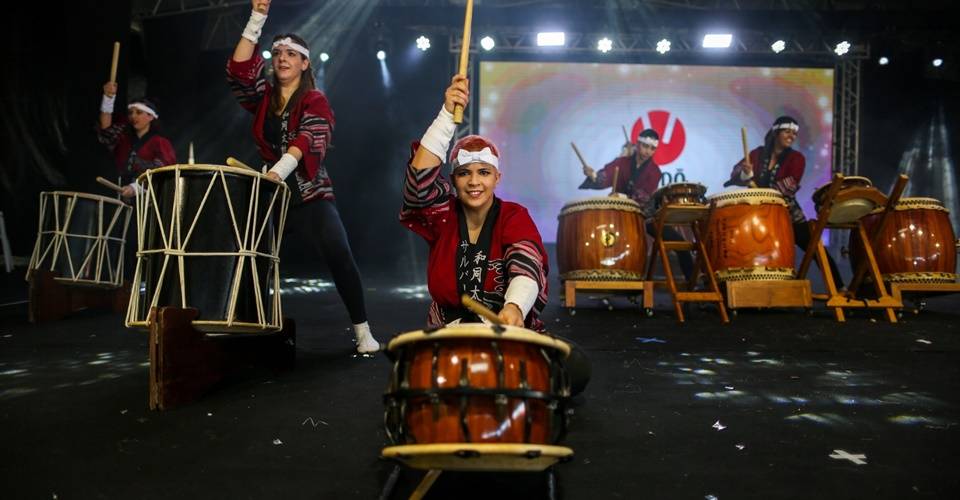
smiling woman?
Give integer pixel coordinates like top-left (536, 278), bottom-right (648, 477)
top-left (401, 75), bottom-right (549, 330)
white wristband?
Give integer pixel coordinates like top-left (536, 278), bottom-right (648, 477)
top-left (100, 94), bottom-right (116, 114)
top-left (242, 10), bottom-right (268, 44)
top-left (419, 105), bottom-right (457, 162)
top-left (269, 153), bottom-right (299, 181)
top-left (503, 275), bottom-right (539, 319)
top-left (739, 167), bottom-right (754, 181)
top-left (127, 182), bottom-right (142, 196)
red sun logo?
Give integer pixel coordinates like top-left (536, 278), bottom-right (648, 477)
top-left (631, 110), bottom-right (686, 166)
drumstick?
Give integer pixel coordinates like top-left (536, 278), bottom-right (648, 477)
top-left (740, 127), bottom-right (757, 188)
top-left (109, 42), bottom-right (120, 83)
top-left (570, 142), bottom-right (588, 168)
top-left (96, 176), bottom-right (124, 193)
top-left (226, 156), bottom-right (256, 171)
top-left (188, 141), bottom-right (195, 165)
top-left (622, 125), bottom-right (630, 143)
top-left (452, 0), bottom-right (474, 124)
top-left (611, 166), bottom-right (620, 196)
top-left (461, 294), bottom-right (503, 325)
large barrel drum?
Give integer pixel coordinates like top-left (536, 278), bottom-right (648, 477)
top-left (851, 197), bottom-right (957, 283)
top-left (556, 196), bottom-right (646, 281)
top-left (705, 189), bottom-right (796, 282)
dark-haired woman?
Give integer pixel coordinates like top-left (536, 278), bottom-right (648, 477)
top-left (227, 0), bottom-right (379, 353)
top-left (401, 75), bottom-right (549, 330)
top-left (725, 115), bottom-right (843, 285)
top-left (579, 129), bottom-right (695, 282)
top-left (97, 81), bottom-right (177, 199)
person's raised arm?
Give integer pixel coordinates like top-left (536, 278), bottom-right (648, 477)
top-left (232, 0), bottom-right (270, 63)
top-left (98, 81), bottom-right (117, 130)
top-left (411, 74), bottom-right (468, 170)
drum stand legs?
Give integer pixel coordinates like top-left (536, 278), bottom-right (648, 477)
top-left (147, 307), bottom-right (295, 410)
top-left (27, 270), bottom-right (129, 323)
top-left (646, 206), bottom-right (728, 323)
top-left (799, 174), bottom-right (907, 323)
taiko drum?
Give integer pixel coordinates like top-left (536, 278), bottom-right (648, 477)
top-left (556, 196), bottom-right (646, 281)
top-left (705, 189), bottom-right (796, 281)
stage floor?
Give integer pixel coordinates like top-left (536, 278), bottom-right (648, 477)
top-left (1, 270), bottom-right (958, 499)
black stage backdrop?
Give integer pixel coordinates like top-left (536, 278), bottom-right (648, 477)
top-left (1, 2), bottom-right (957, 281)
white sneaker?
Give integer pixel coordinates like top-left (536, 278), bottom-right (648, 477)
top-left (353, 321), bottom-right (380, 354)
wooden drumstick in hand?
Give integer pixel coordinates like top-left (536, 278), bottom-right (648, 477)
top-left (741, 127), bottom-right (757, 188)
top-left (96, 176), bottom-right (124, 193)
top-left (109, 42), bottom-right (120, 83)
top-left (571, 142), bottom-right (596, 182)
top-left (226, 156), bottom-right (256, 171)
top-left (453, 0), bottom-right (474, 124)
top-left (461, 294), bottom-right (503, 325)
top-left (622, 125), bottom-right (630, 143)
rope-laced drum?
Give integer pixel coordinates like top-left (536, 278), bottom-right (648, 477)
top-left (851, 197), bottom-right (957, 283)
top-left (382, 324), bottom-right (573, 471)
top-left (26, 191), bottom-right (131, 288)
top-left (556, 196), bottom-right (646, 281)
top-left (705, 188), bottom-right (796, 282)
top-left (125, 164), bottom-right (290, 333)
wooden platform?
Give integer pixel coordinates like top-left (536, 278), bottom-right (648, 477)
top-left (27, 269), bottom-right (129, 323)
top-left (562, 279), bottom-right (654, 313)
top-left (724, 279), bottom-right (812, 309)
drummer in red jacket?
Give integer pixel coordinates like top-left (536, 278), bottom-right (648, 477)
top-left (725, 115), bottom-right (843, 286)
top-left (579, 129), bottom-right (694, 282)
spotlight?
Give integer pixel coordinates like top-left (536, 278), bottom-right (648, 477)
top-left (878, 56), bottom-right (889, 65)
top-left (480, 36), bottom-right (495, 51)
top-left (933, 58), bottom-right (944, 67)
top-left (597, 37), bottom-right (613, 53)
top-left (656, 38), bottom-right (671, 55)
top-left (262, 50), bottom-right (272, 60)
top-left (319, 52), bottom-right (330, 63)
top-left (702, 33), bottom-right (732, 48)
top-left (416, 36), bottom-right (430, 51)
top-left (771, 40), bottom-right (786, 53)
top-left (376, 50), bottom-right (386, 61)
top-left (536, 32), bottom-right (565, 47)
top-left (834, 41), bottom-right (851, 56)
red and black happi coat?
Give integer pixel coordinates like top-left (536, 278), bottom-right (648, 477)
top-left (226, 51), bottom-right (335, 203)
top-left (727, 147), bottom-right (807, 222)
top-left (400, 144), bottom-right (549, 331)
top-left (97, 118), bottom-right (177, 184)
top-left (579, 155), bottom-right (662, 216)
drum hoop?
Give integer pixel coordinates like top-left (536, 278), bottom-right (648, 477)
top-left (709, 189), bottom-right (787, 208)
top-left (882, 272), bottom-right (957, 283)
top-left (380, 443), bottom-right (574, 472)
top-left (559, 197), bottom-right (643, 216)
top-left (387, 324), bottom-right (572, 357)
top-left (43, 191), bottom-right (130, 207)
top-left (891, 197), bottom-right (948, 212)
top-left (715, 266), bottom-right (795, 282)
top-left (560, 269), bottom-right (646, 281)
top-left (136, 163), bottom-right (288, 188)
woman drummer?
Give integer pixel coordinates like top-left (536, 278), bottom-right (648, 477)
top-left (97, 84), bottom-right (177, 199)
top-left (580, 130), bottom-right (695, 282)
top-left (401, 74), bottom-right (549, 330)
top-left (227, 0), bottom-right (379, 353)
top-left (725, 115), bottom-right (843, 285)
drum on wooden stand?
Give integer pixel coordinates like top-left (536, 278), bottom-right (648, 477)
top-left (381, 324), bottom-right (573, 471)
top-left (125, 164), bottom-right (291, 333)
top-left (27, 191), bottom-right (131, 288)
top-left (556, 196), bottom-right (646, 281)
top-left (811, 176), bottom-right (883, 224)
top-left (705, 189), bottom-right (796, 282)
top-left (851, 197), bottom-right (957, 283)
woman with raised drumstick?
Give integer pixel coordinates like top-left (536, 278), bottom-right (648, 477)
top-left (725, 115), bottom-right (843, 286)
top-left (227, 0), bottom-right (379, 354)
top-left (401, 74), bottom-right (549, 330)
top-left (579, 129), bottom-right (695, 282)
top-left (97, 83), bottom-right (177, 199)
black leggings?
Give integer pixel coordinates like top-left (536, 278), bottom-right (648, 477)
top-left (646, 223), bottom-right (695, 281)
top-left (793, 221), bottom-right (844, 288)
top-left (286, 200), bottom-right (367, 324)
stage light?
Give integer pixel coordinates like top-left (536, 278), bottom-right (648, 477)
top-left (932, 58), bottom-right (943, 67)
top-left (771, 40), bottom-right (786, 53)
top-left (702, 33), bottom-right (732, 48)
top-left (536, 32), bottom-right (565, 47)
top-left (656, 38), bottom-right (671, 54)
top-left (597, 37), bottom-right (613, 53)
top-left (416, 36), bottom-right (430, 51)
top-left (878, 56), bottom-right (889, 65)
top-left (376, 50), bottom-right (386, 61)
top-left (319, 52), bottom-right (330, 62)
top-left (262, 50), bottom-right (272, 60)
top-left (834, 41), bottom-right (851, 56)
top-left (480, 36), bottom-right (495, 51)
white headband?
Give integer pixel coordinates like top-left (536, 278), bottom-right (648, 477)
top-left (772, 122), bottom-right (799, 132)
top-left (272, 37), bottom-right (310, 59)
top-left (127, 102), bottom-right (158, 119)
top-left (637, 136), bottom-right (659, 147)
top-left (453, 147), bottom-right (499, 170)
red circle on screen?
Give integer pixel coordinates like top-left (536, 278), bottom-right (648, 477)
top-left (631, 110), bottom-right (686, 166)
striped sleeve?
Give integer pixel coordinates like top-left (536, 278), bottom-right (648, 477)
top-left (290, 94), bottom-right (334, 160)
top-left (97, 122), bottom-right (124, 151)
top-left (399, 142), bottom-right (452, 243)
top-left (226, 54), bottom-right (267, 114)
top-left (504, 240), bottom-right (549, 324)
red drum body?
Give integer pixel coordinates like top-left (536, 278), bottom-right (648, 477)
top-left (705, 189), bottom-right (796, 282)
top-left (556, 196), bottom-right (646, 281)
